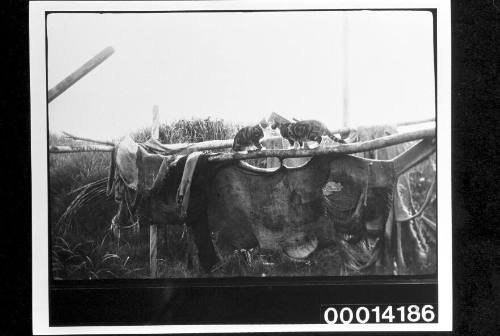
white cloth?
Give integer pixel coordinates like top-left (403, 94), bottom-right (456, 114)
top-left (115, 136), bottom-right (139, 189)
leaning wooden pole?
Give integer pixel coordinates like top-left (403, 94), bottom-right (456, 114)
top-left (48, 46), bottom-right (115, 103)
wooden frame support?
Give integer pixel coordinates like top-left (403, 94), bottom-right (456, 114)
top-left (207, 127), bottom-right (435, 163)
top-left (392, 137), bottom-right (436, 176)
top-left (149, 105), bottom-right (160, 278)
top-left (149, 225), bottom-right (158, 278)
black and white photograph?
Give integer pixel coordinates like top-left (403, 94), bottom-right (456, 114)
top-left (30, 0), bottom-right (451, 333)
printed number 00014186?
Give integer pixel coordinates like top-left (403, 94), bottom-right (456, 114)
top-left (322, 304), bottom-right (437, 324)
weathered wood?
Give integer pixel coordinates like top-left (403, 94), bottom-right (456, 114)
top-left (342, 12), bottom-right (350, 127)
top-left (393, 137), bottom-right (436, 176)
top-left (49, 145), bottom-right (113, 153)
top-left (50, 126), bottom-right (434, 160)
top-left (326, 118), bottom-right (435, 137)
top-left (50, 118), bottom-right (436, 155)
top-left (151, 105), bottom-right (160, 140)
top-left (144, 138), bottom-right (234, 155)
top-left (149, 106), bottom-right (160, 278)
top-left (62, 131), bottom-right (114, 146)
top-left (207, 127), bottom-right (435, 163)
top-left (397, 117), bottom-right (435, 127)
top-left (48, 46), bottom-right (115, 103)
top-left (150, 225), bottom-right (158, 278)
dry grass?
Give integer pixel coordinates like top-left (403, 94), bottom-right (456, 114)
top-left (50, 118), bottom-right (245, 280)
top-left (49, 119), bottom-right (436, 280)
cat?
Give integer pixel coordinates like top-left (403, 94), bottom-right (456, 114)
top-left (271, 119), bottom-right (345, 148)
top-left (232, 124), bottom-right (264, 152)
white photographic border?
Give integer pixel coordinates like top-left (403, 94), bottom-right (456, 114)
top-left (30, 0), bottom-right (451, 333)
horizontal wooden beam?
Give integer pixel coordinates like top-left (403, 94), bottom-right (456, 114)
top-left (396, 117), bottom-right (435, 127)
top-left (50, 124), bottom-right (435, 157)
top-left (62, 131), bottom-right (114, 146)
top-left (49, 145), bottom-right (113, 153)
top-left (207, 127), bottom-right (435, 162)
top-left (50, 117), bottom-right (436, 155)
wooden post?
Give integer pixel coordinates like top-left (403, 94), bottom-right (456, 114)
top-left (341, 13), bottom-right (350, 128)
top-left (151, 105), bottom-right (160, 140)
top-left (48, 46), bottom-right (115, 103)
top-left (149, 105), bottom-right (160, 278)
top-left (149, 225), bottom-right (158, 278)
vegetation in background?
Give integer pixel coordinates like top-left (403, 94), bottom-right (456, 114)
top-left (49, 118), bottom-right (436, 280)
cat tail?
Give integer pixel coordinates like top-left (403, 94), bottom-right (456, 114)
top-left (326, 129), bottom-right (346, 144)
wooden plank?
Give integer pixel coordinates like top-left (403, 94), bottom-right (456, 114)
top-left (150, 225), bottom-right (158, 278)
top-left (48, 46), bottom-right (115, 103)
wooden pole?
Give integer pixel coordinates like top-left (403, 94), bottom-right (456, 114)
top-left (149, 225), bottom-right (158, 278)
top-left (151, 105), bottom-right (160, 140)
top-left (396, 117), bottom-right (435, 127)
top-left (49, 145), bottom-right (113, 153)
top-left (150, 106), bottom-right (159, 278)
top-left (49, 125), bottom-right (434, 156)
top-left (393, 137), bottom-right (436, 176)
top-left (48, 46), bottom-right (115, 103)
top-left (48, 118), bottom-right (435, 155)
top-left (207, 127), bottom-right (435, 163)
top-left (342, 12), bottom-right (350, 128)
top-left (62, 131), bottom-right (114, 146)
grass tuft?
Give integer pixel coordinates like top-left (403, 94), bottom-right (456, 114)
top-left (49, 119), bottom-right (436, 279)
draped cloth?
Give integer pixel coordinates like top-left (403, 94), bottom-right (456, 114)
top-left (176, 151), bottom-right (204, 221)
top-left (115, 137), bottom-right (205, 222)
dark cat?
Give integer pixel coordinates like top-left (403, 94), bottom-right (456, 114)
top-left (271, 119), bottom-right (345, 148)
top-left (232, 124), bottom-right (264, 152)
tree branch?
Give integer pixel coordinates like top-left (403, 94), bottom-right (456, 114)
top-left (62, 131), bottom-right (114, 146)
top-left (207, 127), bottom-right (435, 162)
top-left (49, 145), bottom-right (113, 153)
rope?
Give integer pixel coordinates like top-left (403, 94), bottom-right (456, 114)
top-left (395, 174), bottom-right (436, 222)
